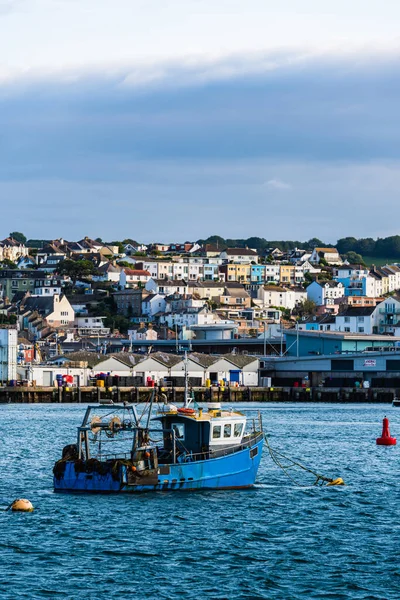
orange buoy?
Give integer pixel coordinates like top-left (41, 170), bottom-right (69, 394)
top-left (376, 417), bottom-right (397, 446)
top-left (9, 499), bottom-right (34, 512)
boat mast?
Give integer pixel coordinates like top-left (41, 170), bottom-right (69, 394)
top-left (184, 350), bottom-right (188, 407)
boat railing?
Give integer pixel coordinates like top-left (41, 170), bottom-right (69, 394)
top-left (95, 451), bottom-right (132, 461)
top-left (179, 430), bottom-right (264, 463)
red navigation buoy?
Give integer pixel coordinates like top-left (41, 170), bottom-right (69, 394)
top-left (376, 417), bottom-right (397, 446)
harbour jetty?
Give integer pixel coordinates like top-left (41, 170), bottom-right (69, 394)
top-left (0, 385), bottom-right (396, 404)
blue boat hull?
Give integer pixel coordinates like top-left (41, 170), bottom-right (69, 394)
top-left (54, 435), bottom-right (264, 493)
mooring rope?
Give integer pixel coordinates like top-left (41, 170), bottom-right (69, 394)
top-left (264, 434), bottom-right (344, 487)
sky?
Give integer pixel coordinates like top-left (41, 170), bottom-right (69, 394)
top-left (1, 0), bottom-right (400, 242)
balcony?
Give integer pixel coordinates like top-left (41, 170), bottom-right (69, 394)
top-left (379, 307), bottom-right (400, 315)
top-left (379, 320), bottom-right (400, 328)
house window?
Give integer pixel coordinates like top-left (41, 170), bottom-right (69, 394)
top-left (344, 317), bottom-right (350, 323)
top-left (344, 327), bottom-right (350, 332)
top-left (358, 327), bottom-right (365, 333)
top-left (358, 317), bottom-right (364, 322)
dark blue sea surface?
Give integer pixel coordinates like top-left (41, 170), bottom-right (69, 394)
top-left (0, 402), bottom-right (400, 599)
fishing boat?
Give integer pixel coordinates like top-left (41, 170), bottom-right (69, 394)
top-left (53, 356), bottom-right (264, 493)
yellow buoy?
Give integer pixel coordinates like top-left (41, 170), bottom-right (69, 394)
top-left (9, 499), bottom-right (34, 512)
top-left (326, 478), bottom-right (345, 487)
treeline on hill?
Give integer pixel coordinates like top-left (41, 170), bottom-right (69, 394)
top-left (10, 233), bottom-right (400, 260)
top-left (197, 235), bottom-right (400, 258)
top-left (196, 236), bottom-right (326, 252)
top-left (336, 237), bottom-right (400, 258)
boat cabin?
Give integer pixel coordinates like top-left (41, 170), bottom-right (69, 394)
top-left (155, 406), bottom-right (246, 461)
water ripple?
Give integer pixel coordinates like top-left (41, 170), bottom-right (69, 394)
top-left (1, 402), bottom-right (400, 598)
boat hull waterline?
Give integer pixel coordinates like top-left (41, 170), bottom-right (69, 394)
top-left (54, 434), bottom-right (264, 493)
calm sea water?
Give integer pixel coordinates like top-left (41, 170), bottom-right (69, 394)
top-left (0, 402), bottom-right (399, 600)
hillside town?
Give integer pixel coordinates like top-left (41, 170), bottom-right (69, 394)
top-left (2, 232), bottom-right (400, 389)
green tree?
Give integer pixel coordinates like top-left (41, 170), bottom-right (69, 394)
top-left (343, 251), bottom-right (365, 265)
top-left (1, 259), bottom-right (17, 269)
top-left (111, 241), bottom-right (125, 254)
top-left (9, 231), bottom-right (27, 244)
top-left (293, 299), bottom-right (317, 318)
top-left (105, 315), bottom-right (131, 334)
top-left (307, 238), bottom-right (325, 248)
top-left (57, 259), bottom-right (95, 285)
top-left (337, 237), bottom-right (358, 254)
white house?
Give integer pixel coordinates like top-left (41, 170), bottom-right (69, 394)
top-left (0, 237), bottom-right (29, 262)
top-left (307, 281), bottom-right (345, 306)
top-left (119, 269), bottom-right (151, 288)
top-left (22, 294), bottom-right (75, 327)
top-left (335, 306), bottom-right (377, 334)
top-left (300, 260), bottom-right (321, 275)
top-left (142, 293), bottom-right (167, 317)
top-left (159, 307), bottom-right (221, 329)
top-left (219, 248), bottom-right (259, 264)
top-left (128, 324), bottom-right (158, 341)
top-left (33, 277), bottom-right (64, 296)
top-left (264, 264), bottom-right (280, 283)
top-left (374, 295), bottom-right (400, 335)
top-left (310, 247), bottom-right (342, 265)
top-left (258, 285), bottom-right (307, 310)
top-left (145, 279), bottom-right (189, 296)
top-left (93, 262), bottom-right (122, 283)
top-left (290, 249), bottom-right (313, 265)
top-left (75, 316), bottom-right (110, 336)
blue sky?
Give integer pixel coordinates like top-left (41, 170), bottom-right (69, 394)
top-left (1, 1), bottom-right (400, 242)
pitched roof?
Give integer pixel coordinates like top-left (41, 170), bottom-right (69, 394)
top-left (152, 279), bottom-right (187, 286)
top-left (1, 237), bottom-right (24, 247)
top-left (189, 352), bottom-right (219, 367)
top-left (98, 263), bottom-right (122, 273)
top-left (226, 354), bottom-right (259, 367)
top-left (22, 296), bottom-right (56, 315)
top-left (224, 248), bottom-right (258, 256)
top-left (145, 352), bottom-right (183, 367)
top-left (338, 306), bottom-right (376, 317)
top-left (124, 269), bottom-right (151, 276)
top-left (202, 243), bottom-right (222, 253)
top-left (314, 248), bottom-right (339, 254)
top-left (263, 285), bottom-right (288, 292)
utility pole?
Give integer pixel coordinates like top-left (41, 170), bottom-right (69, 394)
top-left (263, 321), bottom-right (266, 358)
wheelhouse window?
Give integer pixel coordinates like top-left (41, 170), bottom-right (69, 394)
top-left (234, 423), bottom-right (244, 437)
top-left (224, 424), bottom-right (232, 438)
top-left (212, 425), bottom-right (221, 439)
top-left (172, 423), bottom-right (185, 440)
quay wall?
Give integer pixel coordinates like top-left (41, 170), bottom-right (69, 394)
top-left (0, 386), bottom-right (397, 404)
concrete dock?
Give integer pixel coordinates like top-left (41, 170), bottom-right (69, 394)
top-left (0, 386), bottom-right (397, 403)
